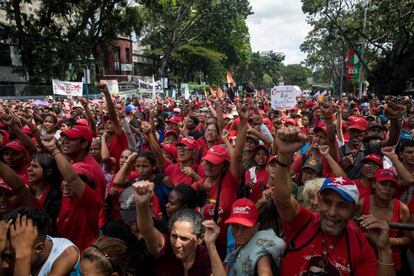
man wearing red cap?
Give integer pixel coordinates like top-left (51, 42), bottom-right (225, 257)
top-left (2, 140), bottom-right (30, 184)
top-left (339, 102), bottom-right (401, 179)
top-left (44, 125), bottom-right (105, 251)
top-left (272, 127), bottom-right (395, 276)
top-left (222, 198), bottom-right (285, 275)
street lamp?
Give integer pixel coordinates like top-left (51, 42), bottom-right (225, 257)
top-left (83, 54), bottom-right (95, 98)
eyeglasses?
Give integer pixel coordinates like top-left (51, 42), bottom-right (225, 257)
top-left (177, 146), bottom-right (190, 151)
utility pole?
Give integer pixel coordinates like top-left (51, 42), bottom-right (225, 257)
top-left (359, 0), bottom-right (368, 98)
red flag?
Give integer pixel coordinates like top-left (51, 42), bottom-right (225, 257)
top-left (217, 87), bottom-right (224, 99)
top-left (226, 71), bottom-right (236, 87)
top-left (210, 86), bottom-right (216, 96)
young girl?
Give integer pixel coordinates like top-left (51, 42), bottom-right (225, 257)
top-left (245, 145), bottom-right (270, 203)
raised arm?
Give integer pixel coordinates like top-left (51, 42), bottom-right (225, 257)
top-left (133, 181), bottom-right (164, 256)
top-left (0, 162), bottom-right (37, 208)
top-left (382, 147), bottom-right (414, 187)
top-left (230, 105), bottom-right (248, 178)
top-left (319, 145), bottom-right (347, 177)
top-left (79, 97), bottom-right (97, 135)
top-left (380, 101), bottom-right (401, 147)
top-left (42, 135), bottom-right (85, 198)
top-left (336, 106), bottom-right (344, 145)
top-left (141, 121), bottom-right (166, 173)
top-left (203, 220), bottom-right (227, 276)
top-left (113, 153), bottom-right (137, 187)
top-left (272, 127), bottom-right (306, 222)
top-left (99, 84), bottom-right (122, 135)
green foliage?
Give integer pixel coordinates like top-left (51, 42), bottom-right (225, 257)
top-left (1, 0), bottom-right (144, 83)
top-left (140, 0), bottom-right (252, 84)
top-left (281, 64), bottom-right (312, 89)
top-left (301, 0), bottom-right (414, 95)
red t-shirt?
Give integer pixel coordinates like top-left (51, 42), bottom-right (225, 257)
top-left (108, 131), bottom-right (128, 170)
top-left (57, 184), bottom-right (101, 252)
top-left (353, 179), bottom-right (372, 199)
top-left (280, 206), bottom-right (377, 276)
top-left (408, 197), bottom-right (414, 213)
top-left (245, 166), bottom-right (268, 203)
top-left (154, 234), bottom-right (212, 276)
top-left (165, 163), bottom-right (205, 186)
top-left (361, 197), bottom-right (403, 270)
top-left (192, 170), bottom-right (240, 245)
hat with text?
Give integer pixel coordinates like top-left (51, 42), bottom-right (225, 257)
top-left (320, 176), bottom-right (359, 203)
top-left (224, 198), bottom-right (259, 227)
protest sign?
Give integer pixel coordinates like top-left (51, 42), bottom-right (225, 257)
top-left (100, 80), bottom-right (119, 96)
top-left (181, 83), bottom-right (190, 100)
top-left (271, 85), bottom-right (301, 110)
top-left (52, 79), bottom-right (83, 97)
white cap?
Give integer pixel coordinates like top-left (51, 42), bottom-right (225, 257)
top-left (173, 108), bottom-right (181, 113)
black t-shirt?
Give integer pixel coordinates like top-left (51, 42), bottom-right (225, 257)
top-left (339, 143), bottom-right (381, 179)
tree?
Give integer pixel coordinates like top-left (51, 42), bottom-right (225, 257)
top-left (1, 0), bottom-right (143, 83)
top-left (281, 64), bottom-right (312, 89)
top-left (301, 0), bottom-right (414, 95)
top-left (140, 0), bottom-right (252, 78)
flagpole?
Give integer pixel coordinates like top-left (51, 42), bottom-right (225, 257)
top-left (358, 0), bottom-right (368, 98)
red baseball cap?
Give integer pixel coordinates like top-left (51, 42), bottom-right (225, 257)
top-left (348, 116), bottom-right (368, 131)
top-left (284, 118), bottom-right (297, 126)
top-left (362, 154), bottom-right (383, 167)
top-left (203, 145), bottom-right (230, 165)
top-left (165, 130), bottom-right (179, 138)
top-left (61, 125), bottom-right (93, 144)
top-left (167, 116), bottom-right (182, 124)
top-left (161, 143), bottom-right (177, 160)
top-left (4, 140), bottom-right (26, 152)
top-left (177, 137), bottom-right (197, 150)
top-left (375, 169), bottom-right (398, 185)
top-left (224, 198), bottom-right (259, 227)
top-left (21, 126), bottom-right (33, 136)
top-left (202, 203), bottom-right (224, 220)
top-left (314, 122), bottom-right (328, 136)
top-left (75, 118), bottom-right (89, 127)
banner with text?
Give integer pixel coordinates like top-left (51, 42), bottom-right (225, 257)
top-left (52, 79), bottom-right (83, 97)
top-left (271, 85), bottom-right (301, 110)
top-left (100, 80), bottom-right (119, 96)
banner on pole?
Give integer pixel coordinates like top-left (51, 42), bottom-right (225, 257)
top-left (100, 80), bottom-right (119, 96)
top-left (346, 48), bottom-right (361, 80)
top-left (52, 79), bottom-right (83, 97)
top-left (271, 85), bottom-right (301, 110)
top-left (181, 83), bottom-right (190, 100)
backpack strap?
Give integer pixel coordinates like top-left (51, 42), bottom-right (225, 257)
top-left (283, 216), bottom-right (317, 257)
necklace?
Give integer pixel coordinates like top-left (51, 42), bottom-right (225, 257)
top-left (321, 234), bottom-right (337, 260)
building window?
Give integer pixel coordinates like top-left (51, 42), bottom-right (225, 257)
top-left (0, 43), bottom-right (12, 66)
top-left (114, 47), bottom-right (121, 71)
top-left (125, 48), bottom-right (130, 63)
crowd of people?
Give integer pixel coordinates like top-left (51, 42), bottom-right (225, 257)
top-left (0, 84), bottom-right (414, 275)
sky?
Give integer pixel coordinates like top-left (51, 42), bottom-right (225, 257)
top-left (247, 0), bottom-right (312, 65)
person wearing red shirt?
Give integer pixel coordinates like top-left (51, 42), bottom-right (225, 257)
top-left (272, 127), bottom-right (396, 276)
top-left (191, 106), bottom-right (248, 258)
top-left (358, 169), bottom-right (411, 272)
top-left (43, 126), bottom-right (104, 252)
top-left (353, 154), bottom-right (383, 199)
top-left (2, 140), bottom-right (30, 185)
top-left (100, 84), bottom-right (128, 171)
top-left (245, 145), bottom-right (269, 203)
top-left (164, 137), bottom-right (204, 186)
top-left (133, 181), bottom-right (214, 276)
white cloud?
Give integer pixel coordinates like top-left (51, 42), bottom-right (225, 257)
top-left (247, 0), bottom-right (312, 65)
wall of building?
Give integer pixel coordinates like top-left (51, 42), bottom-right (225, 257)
top-left (97, 37), bottom-right (133, 82)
